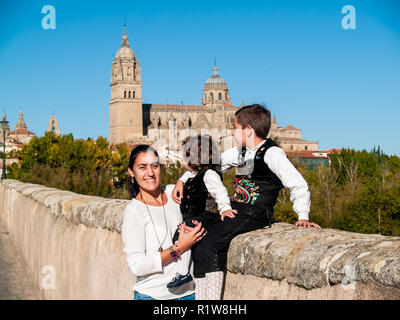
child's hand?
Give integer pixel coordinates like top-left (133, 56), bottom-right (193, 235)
top-left (221, 209), bottom-right (238, 221)
top-left (295, 219), bottom-right (321, 229)
top-left (172, 180), bottom-right (184, 204)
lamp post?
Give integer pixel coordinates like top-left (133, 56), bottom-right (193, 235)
top-left (0, 116), bottom-right (9, 179)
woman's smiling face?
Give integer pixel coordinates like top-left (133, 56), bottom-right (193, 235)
top-left (131, 151), bottom-right (161, 194)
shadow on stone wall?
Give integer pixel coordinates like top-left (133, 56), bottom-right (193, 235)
top-left (1, 179), bottom-right (400, 299)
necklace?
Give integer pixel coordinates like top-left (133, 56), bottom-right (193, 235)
top-left (139, 190), bottom-right (168, 252)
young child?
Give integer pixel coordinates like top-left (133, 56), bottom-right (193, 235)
top-left (173, 104), bottom-right (321, 300)
top-left (167, 135), bottom-right (237, 292)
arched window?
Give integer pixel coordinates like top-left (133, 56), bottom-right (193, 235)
top-left (128, 91), bottom-right (131, 99)
top-left (225, 93), bottom-right (228, 100)
top-left (290, 145), bottom-right (293, 150)
top-left (124, 91), bottom-right (127, 99)
top-left (210, 92), bottom-right (214, 100)
top-left (204, 93), bottom-right (207, 101)
top-left (305, 146), bottom-right (308, 150)
top-left (132, 91), bottom-right (135, 99)
top-left (188, 118), bottom-right (192, 127)
top-left (218, 92), bottom-right (222, 100)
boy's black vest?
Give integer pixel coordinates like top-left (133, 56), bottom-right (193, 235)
top-left (231, 139), bottom-right (284, 226)
top-left (180, 167), bottom-right (222, 227)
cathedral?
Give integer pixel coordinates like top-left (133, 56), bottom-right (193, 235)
top-left (109, 25), bottom-right (318, 158)
top-left (1, 111), bottom-right (35, 154)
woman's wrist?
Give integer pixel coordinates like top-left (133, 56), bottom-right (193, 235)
top-left (168, 245), bottom-right (180, 261)
top-left (173, 242), bottom-right (182, 255)
top-left (174, 241), bottom-right (188, 254)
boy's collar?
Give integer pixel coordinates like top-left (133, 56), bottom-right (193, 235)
top-left (246, 139), bottom-right (266, 151)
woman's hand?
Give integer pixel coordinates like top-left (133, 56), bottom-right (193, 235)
top-left (176, 222), bottom-right (206, 253)
top-left (172, 180), bottom-right (184, 204)
top-left (220, 209), bottom-right (238, 221)
top-left (295, 219), bottom-right (321, 229)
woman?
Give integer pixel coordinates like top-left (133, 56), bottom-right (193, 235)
top-left (121, 144), bottom-right (205, 300)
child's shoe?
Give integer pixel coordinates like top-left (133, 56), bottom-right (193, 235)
top-left (167, 272), bottom-right (193, 288)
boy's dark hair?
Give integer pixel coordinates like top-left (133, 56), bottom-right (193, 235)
top-left (181, 135), bottom-right (220, 172)
top-left (234, 104), bottom-right (271, 139)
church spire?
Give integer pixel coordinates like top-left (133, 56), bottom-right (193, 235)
top-left (121, 23), bottom-right (130, 48)
top-left (212, 64), bottom-right (219, 77)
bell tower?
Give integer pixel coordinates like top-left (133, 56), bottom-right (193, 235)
top-left (109, 24), bottom-right (143, 145)
top-left (202, 64), bottom-right (231, 131)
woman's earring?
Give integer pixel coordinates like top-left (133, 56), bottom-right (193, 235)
top-left (131, 176), bottom-right (135, 184)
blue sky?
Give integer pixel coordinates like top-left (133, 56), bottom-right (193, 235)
top-left (1, 0), bottom-right (399, 155)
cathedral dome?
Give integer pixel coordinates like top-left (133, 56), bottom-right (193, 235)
top-left (205, 65), bottom-right (227, 86)
top-left (15, 111), bottom-right (27, 130)
top-left (115, 25), bottom-right (135, 60)
top-left (115, 46), bottom-right (134, 59)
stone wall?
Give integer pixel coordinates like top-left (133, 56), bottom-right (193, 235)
top-left (1, 179), bottom-right (400, 300)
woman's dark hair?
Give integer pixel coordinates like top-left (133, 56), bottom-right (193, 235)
top-left (181, 135), bottom-right (221, 172)
top-left (234, 104), bottom-right (271, 139)
top-left (127, 144), bottom-right (160, 199)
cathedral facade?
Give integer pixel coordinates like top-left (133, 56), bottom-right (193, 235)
top-left (109, 26), bottom-right (318, 158)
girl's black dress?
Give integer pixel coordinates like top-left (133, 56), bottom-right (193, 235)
top-left (172, 167), bottom-right (223, 244)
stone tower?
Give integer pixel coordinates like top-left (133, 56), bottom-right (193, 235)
top-left (46, 114), bottom-right (61, 136)
top-left (109, 24), bottom-right (143, 145)
top-left (202, 64), bottom-right (231, 131)
top-left (15, 111), bottom-right (28, 130)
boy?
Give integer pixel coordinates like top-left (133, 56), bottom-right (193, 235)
top-left (172, 104), bottom-right (320, 299)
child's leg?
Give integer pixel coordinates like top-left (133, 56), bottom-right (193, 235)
top-left (192, 213), bottom-right (268, 282)
top-left (194, 276), bottom-right (207, 300)
top-left (205, 271), bottom-right (224, 300)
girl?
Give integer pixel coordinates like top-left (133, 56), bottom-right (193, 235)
top-left (167, 135), bottom-right (237, 300)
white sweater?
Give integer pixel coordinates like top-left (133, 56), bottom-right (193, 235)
top-left (121, 184), bottom-right (195, 300)
top-left (180, 140), bottom-right (311, 221)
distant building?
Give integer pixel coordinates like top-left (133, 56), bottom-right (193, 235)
top-left (0, 111), bottom-right (35, 176)
top-left (1, 111), bottom-right (35, 154)
top-left (46, 115), bottom-right (61, 136)
top-left (109, 25), bottom-right (320, 159)
top-left (286, 150), bottom-right (330, 170)
top-left (268, 115), bottom-right (319, 153)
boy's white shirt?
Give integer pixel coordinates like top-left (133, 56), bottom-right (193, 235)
top-left (179, 140), bottom-right (311, 221)
top-left (180, 169), bottom-right (232, 215)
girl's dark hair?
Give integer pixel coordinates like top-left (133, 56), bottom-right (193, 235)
top-left (181, 135), bottom-right (221, 172)
top-left (127, 144), bottom-right (159, 199)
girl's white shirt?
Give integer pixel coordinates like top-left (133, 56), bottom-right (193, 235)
top-left (121, 184), bottom-right (195, 300)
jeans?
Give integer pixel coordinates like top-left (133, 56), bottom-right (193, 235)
top-left (134, 291), bottom-right (195, 300)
